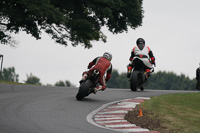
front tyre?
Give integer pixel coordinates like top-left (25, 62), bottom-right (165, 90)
top-left (130, 71), bottom-right (140, 91)
top-left (76, 80), bottom-right (93, 100)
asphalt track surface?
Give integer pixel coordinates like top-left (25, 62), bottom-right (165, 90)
top-left (0, 84), bottom-right (197, 133)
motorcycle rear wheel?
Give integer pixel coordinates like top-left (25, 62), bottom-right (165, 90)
top-left (76, 80), bottom-right (93, 100)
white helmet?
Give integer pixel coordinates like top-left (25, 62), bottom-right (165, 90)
top-left (103, 52), bottom-right (112, 61)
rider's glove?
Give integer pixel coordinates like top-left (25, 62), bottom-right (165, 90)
top-left (151, 57), bottom-right (155, 64)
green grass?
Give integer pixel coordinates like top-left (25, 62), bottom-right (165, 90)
top-left (141, 93), bottom-right (200, 133)
top-left (0, 81), bottom-right (24, 85)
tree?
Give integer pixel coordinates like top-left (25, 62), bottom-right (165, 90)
top-left (0, 0), bottom-right (144, 48)
top-left (65, 80), bottom-right (72, 87)
top-left (107, 69), bottom-right (129, 88)
top-left (146, 71), bottom-right (196, 90)
top-left (107, 69), bottom-right (196, 90)
top-left (24, 73), bottom-right (41, 85)
top-left (0, 67), bottom-right (19, 82)
top-left (54, 80), bottom-right (74, 87)
top-left (54, 81), bottom-right (65, 87)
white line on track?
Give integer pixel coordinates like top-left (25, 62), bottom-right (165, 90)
top-left (86, 97), bottom-right (159, 133)
top-left (105, 124), bottom-right (137, 128)
top-left (97, 110), bottom-right (128, 114)
top-left (94, 117), bottom-right (123, 120)
top-left (96, 120), bottom-right (127, 124)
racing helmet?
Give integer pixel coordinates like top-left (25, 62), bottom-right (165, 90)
top-left (136, 38), bottom-right (145, 50)
top-left (103, 52), bottom-right (112, 61)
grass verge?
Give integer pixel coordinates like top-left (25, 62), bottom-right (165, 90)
top-left (143, 93), bottom-right (200, 133)
top-left (0, 81), bottom-right (24, 85)
top-left (125, 93), bottom-right (200, 133)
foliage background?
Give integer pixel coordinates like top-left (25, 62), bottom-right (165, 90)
top-left (0, 67), bottom-right (196, 90)
top-left (107, 69), bottom-right (196, 90)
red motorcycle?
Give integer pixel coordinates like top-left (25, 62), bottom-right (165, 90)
top-left (76, 69), bottom-right (100, 100)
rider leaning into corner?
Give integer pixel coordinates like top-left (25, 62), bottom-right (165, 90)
top-left (79, 52), bottom-right (113, 93)
top-left (127, 38), bottom-right (156, 79)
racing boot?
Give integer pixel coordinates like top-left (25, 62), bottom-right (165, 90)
top-left (93, 85), bottom-right (106, 94)
top-left (79, 72), bottom-right (88, 84)
top-left (127, 66), bottom-right (132, 78)
top-left (144, 69), bottom-right (151, 80)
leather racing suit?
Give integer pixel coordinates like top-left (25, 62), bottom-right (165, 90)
top-left (86, 56), bottom-right (112, 90)
top-left (128, 45), bottom-right (155, 73)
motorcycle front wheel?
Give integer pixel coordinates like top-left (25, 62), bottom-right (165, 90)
top-left (76, 80), bottom-right (93, 100)
top-left (130, 71), bottom-right (140, 91)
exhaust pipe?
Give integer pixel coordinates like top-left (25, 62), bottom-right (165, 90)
top-left (94, 70), bottom-right (99, 75)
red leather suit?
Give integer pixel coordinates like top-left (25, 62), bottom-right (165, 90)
top-left (87, 57), bottom-right (112, 87)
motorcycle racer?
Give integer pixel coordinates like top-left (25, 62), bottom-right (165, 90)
top-left (79, 52), bottom-right (112, 92)
top-left (127, 38), bottom-right (156, 78)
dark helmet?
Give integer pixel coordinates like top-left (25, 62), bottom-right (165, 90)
top-left (103, 52), bottom-right (112, 61)
top-left (136, 38), bottom-right (145, 50)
